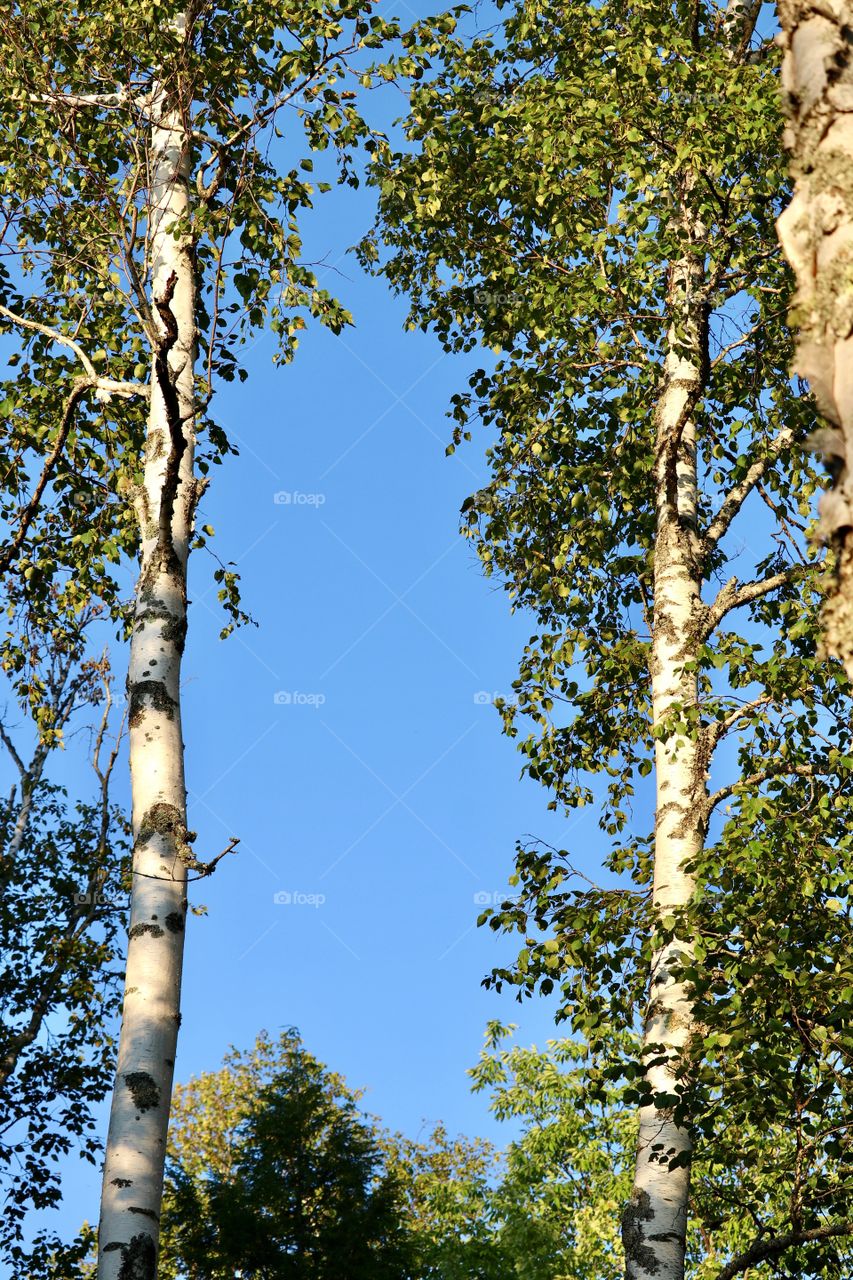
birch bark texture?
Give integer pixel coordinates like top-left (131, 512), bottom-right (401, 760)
top-left (97, 89), bottom-right (199, 1280)
top-left (0, 4), bottom-right (402, 1273)
top-left (622, 7), bottom-right (765, 1269)
top-left (776, 0), bottom-right (853, 679)
top-left (622, 234), bottom-right (707, 1280)
top-left (361, 0), bottom-right (853, 1271)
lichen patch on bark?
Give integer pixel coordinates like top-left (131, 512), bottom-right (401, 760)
top-left (128, 680), bottom-right (178, 727)
top-left (123, 1071), bottom-right (160, 1113)
top-left (137, 802), bottom-right (196, 867)
top-left (103, 1232), bottom-right (157, 1280)
top-left (128, 922), bottom-right (164, 940)
top-left (622, 1189), bottom-right (662, 1276)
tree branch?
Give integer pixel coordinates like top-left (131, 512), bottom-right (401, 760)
top-left (0, 721), bottom-right (26, 780)
top-left (702, 564), bottom-right (806, 639)
top-left (0, 376), bottom-right (88, 577)
top-left (703, 694), bottom-right (775, 756)
top-left (703, 426), bottom-right (796, 555)
top-left (31, 90), bottom-right (130, 110)
top-left (715, 1221), bottom-right (852, 1280)
top-left (710, 307), bottom-right (788, 368)
top-left (0, 302), bottom-right (149, 400)
top-left (186, 836), bottom-right (240, 882)
top-left (706, 762), bottom-right (819, 814)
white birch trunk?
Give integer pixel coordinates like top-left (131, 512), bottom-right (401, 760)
top-left (776, 0), bottom-right (853, 679)
top-left (97, 87), bottom-right (199, 1280)
top-left (621, 7), bottom-right (765, 1261)
top-left (622, 243), bottom-right (708, 1280)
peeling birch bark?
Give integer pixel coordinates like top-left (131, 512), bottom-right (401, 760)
top-left (776, 0), bottom-right (853, 677)
top-left (97, 87), bottom-right (200, 1280)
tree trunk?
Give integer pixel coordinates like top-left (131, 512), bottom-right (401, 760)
top-left (97, 88), bottom-right (199, 1280)
top-left (776, 0), bottom-right (853, 680)
top-left (622, 232), bottom-right (708, 1280)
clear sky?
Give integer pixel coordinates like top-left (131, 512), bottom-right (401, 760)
top-left (5, 1), bottom-right (790, 1254)
top-left (28, 0), bottom-right (624, 1244)
top-left (2, 0), bottom-right (795, 1256)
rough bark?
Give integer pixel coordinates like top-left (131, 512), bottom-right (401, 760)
top-left (622, 226), bottom-right (708, 1280)
top-left (776, 0), bottom-right (853, 677)
top-left (97, 86), bottom-right (199, 1280)
top-left (620, 4), bottom-right (771, 1265)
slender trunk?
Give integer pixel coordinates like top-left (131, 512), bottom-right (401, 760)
top-left (97, 87), bottom-right (198, 1280)
top-left (0, 729), bottom-right (50, 888)
top-left (622, 232), bottom-right (708, 1280)
top-left (0, 759), bottom-right (42, 890)
top-left (776, 0), bottom-right (853, 680)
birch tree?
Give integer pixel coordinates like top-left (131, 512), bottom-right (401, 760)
top-left (776, 0), bottom-right (853, 677)
top-left (362, 0), bottom-right (853, 1274)
top-left (0, 3), bottom-right (438, 1273)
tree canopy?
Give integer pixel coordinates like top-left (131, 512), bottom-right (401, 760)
top-left (364, 0), bottom-right (853, 1271)
top-left (160, 1030), bottom-right (417, 1279)
top-left (1, 0), bottom-right (852, 1275)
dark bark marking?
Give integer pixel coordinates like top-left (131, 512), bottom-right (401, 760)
top-left (128, 680), bottom-right (178, 727)
top-left (129, 922), bottom-right (164, 940)
top-left (134, 606), bottom-right (187, 654)
top-left (152, 271), bottom-right (199, 568)
top-left (103, 1231), bottom-right (156, 1280)
top-left (123, 1071), bottom-right (160, 1113)
top-left (128, 1206), bottom-right (159, 1221)
top-left (622, 1188), bottom-right (662, 1276)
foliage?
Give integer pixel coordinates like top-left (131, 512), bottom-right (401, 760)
top-left (388, 1024), bottom-right (634, 1280)
top-left (0, 624), bottom-right (129, 1272)
top-left (160, 1029), bottom-right (417, 1279)
top-left (0, 0), bottom-right (450, 660)
top-left (364, 0), bottom-right (853, 1270)
top-left (386, 1122), bottom-right (504, 1279)
top-left (158, 1023), bottom-right (853, 1278)
top-left (160, 1025), bottom-right (630, 1280)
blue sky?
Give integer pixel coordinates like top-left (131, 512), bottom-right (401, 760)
top-left (10, 0), bottom-right (791, 1249)
top-left (30, 2), bottom-right (615, 1240)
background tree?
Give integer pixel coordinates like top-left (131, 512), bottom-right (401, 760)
top-left (160, 1029), bottom-right (416, 1279)
top-left (158, 1023), bottom-right (853, 1280)
top-left (159, 1026), bottom-right (627, 1280)
top-left (362, 0), bottom-right (853, 1274)
top-left (388, 1026), bottom-right (635, 1280)
top-left (0, 610), bottom-right (129, 1276)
